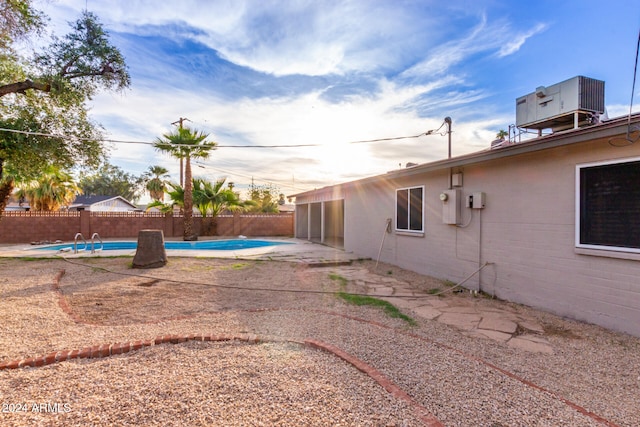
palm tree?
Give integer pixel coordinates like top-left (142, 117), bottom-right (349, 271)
top-left (145, 182), bottom-right (182, 214)
top-left (192, 177), bottom-right (249, 235)
top-left (154, 127), bottom-right (217, 240)
top-left (144, 165), bottom-right (170, 201)
top-left (16, 165), bottom-right (81, 211)
top-left (496, 129), bottom-right (509, 140)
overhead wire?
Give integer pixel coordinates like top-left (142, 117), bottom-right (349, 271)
top-left (191, 161), bottom-right (308, 192)
top-left (0, 120), bottom-right (449, 149)
top-left (609, 26), bottom-right (640, 147)
top-left (0, 119), bottom-right (451, 192)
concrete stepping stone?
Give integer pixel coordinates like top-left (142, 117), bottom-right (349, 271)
top-left (412, 305), bottom-right (442, 320)
top-left (392, 290), bottom-right (419, 297)
top-left (518, 319), bottom-right (545, 333)
top-left (439, 305), bottom-right (480, 314)
top-left (472, 329), bottom-right (513, 342)
top-left (478, 316), bottom-right (518, 334)
top-left (438, 312), bottom-right (482, 330)
top-left (508, 336), bottom-right (553, 354)
top-left (479, 310), bottom-right (519, 322)
top-left (423, 298), bottom-right (449, 309)
top-left (381, 297), bottom-right (417, 309)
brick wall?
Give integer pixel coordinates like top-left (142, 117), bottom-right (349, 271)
top-left (0, 211), bottom-right (293, 244)
top-left (0, 212), bottom-right (81, 243)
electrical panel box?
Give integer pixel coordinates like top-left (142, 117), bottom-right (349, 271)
top-left (440, 189), bottom-right (460, 224)
top-left (467, 192), bottom-right (486, 209)
top-left (451, 173), bottom-right (463, 187)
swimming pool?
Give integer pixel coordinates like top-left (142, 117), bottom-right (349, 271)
top-left (36, 239), bottom-right (291, 252)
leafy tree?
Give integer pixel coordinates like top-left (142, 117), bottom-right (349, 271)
top-left (1, 10), bottom-right (129, 98)
top-left (154, 127), bottom-right (217, 240)
top-left (246, 182), bottom-right (281, 213)
top-left (0, 0), bottom-right (45, 51)
top-left (78, 163), bottom-right (142, 202)
top-left (15, 164), bottom-right (80, 211)
top-left (0, 5), bottom-right (130, 218)
top-left (143, 165), bottom-right (170, 201)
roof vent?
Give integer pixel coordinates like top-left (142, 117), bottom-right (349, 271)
top-left (516, 76), bottom-right (605, 133)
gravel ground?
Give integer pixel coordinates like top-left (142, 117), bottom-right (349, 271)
top-left (1, 257), bottom-right (639, 426)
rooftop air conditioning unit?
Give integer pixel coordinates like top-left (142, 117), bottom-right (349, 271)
top-left (515, 76), bottom-right (605, 133)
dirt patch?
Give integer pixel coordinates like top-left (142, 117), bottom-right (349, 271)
top-left (542, 322), bottom-right (583, 339)
top-left (57, 258), bottom-right (344, 324)
top-left (64, 275), bottom-right (221, 324)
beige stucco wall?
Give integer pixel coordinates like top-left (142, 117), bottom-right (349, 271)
top-left (343, 135), bottom-right (640, 336)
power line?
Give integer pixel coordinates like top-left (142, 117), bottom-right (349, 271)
top-left (192, 161), bottom-right (308, 192)
top-left (0, 121), bottom-right (448, 149)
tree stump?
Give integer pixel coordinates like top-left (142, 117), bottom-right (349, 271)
top-left (132, 229), bottom-right (167, 269)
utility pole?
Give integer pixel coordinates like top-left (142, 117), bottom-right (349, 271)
top-left (171, 117), bottom-right (190, 186)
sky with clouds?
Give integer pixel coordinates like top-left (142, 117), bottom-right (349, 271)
top-left (31, 0), bottom-right (640, 200)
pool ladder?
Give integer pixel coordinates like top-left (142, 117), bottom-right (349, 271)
top-left (73, 232), bottom-right (103, 254)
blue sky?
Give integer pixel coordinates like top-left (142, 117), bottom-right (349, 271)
top-left (35, 0), bottom-right (640, 199)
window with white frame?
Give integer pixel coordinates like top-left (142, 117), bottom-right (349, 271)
top-left (396, 186), bottom-right (424, 233)
top-left (576, 157), bottom-right (640, 253)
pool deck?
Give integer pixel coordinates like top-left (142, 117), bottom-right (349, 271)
top-left (0, 237), bottom-right (361, 264)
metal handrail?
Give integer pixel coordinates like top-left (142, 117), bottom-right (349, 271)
top-left (90, 233), bottom-right (103, 253)
top-left (73, 232), bottom-right (87, 254)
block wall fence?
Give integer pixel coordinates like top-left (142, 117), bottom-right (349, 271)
top-left (0, 211), bottom-right (294, 244)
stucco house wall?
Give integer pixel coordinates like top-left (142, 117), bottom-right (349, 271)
top-left (294, 115), bottom-right (640, 336)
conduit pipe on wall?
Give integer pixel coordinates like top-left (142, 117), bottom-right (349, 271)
top-left (430, 261), bottom-right (492, 296)
top-left (375, 218), bottom-right (392, 270)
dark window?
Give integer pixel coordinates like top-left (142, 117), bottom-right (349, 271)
top-left (396, 186), bottom-right (423, 232)
top-left (578, 159), bottom-right (640, 251)
top-left (396, 189), bottom-right (409, 230)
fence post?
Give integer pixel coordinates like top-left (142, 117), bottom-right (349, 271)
top-left (233, 212), bottom-right (241, 236)
top-left (163, 212), bottom-right (174, 237)
top-left (80, 211), bottom-right (91, 236)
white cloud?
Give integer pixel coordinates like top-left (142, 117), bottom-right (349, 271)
top-left (88, 71), bottom-right (500, 193)
top-left (497, 22), bottom-right (548, 57)
top-left (402, 16), bottom-right (547, 78)
top-left (40, 0), bottom-right (431, 77)
top-left (605, 103), bottom-right (640, 120)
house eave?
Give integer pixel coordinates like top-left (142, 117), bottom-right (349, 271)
top-left (291, 113), bottom-right (640, 200)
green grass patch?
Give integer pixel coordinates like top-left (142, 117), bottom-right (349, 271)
top-left (232, 262), bottom-right (248, 270)
top-left (337, 292), bottom-right (416, 325)
top-left (426, 288), bottom-right (441, 295)
top-left (328, 273), bottom-right (348, 288)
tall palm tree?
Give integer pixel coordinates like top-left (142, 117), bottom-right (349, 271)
top-left (154, 127), bottom-right (217, 240)
top-left (16, 165), bottom-right (81, 211)
top-left (144, 165), bottom-right (170, 201)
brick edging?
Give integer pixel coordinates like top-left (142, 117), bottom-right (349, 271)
top-left (0, 335), bottom-right (444, 426)
top-left (305, 339), bottom-right (444, 427)
top-left (43, 270), bottom-right (618, 427)
top-left (0, 333), bottom-right (261, 370)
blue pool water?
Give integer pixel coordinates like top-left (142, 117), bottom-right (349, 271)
top-left (36, 239), bottom-right (290, 252)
